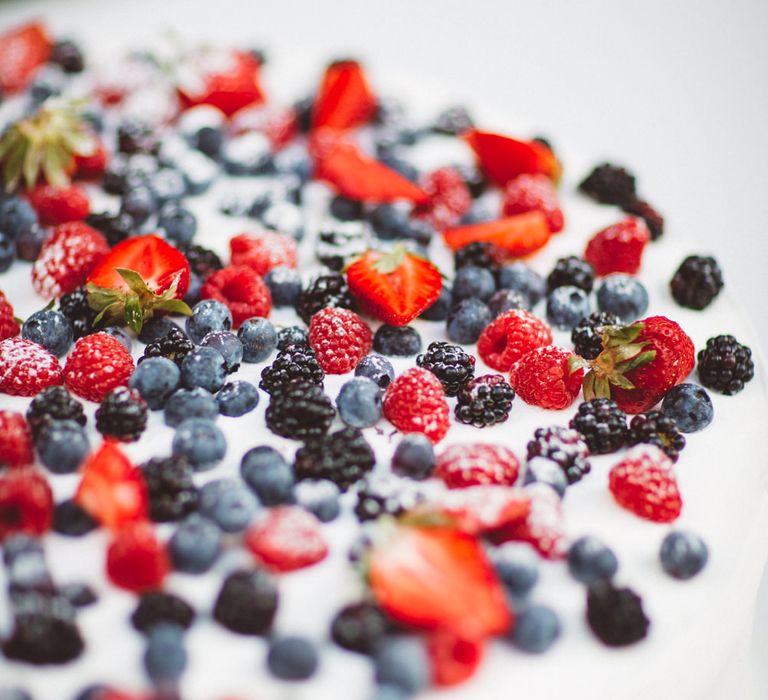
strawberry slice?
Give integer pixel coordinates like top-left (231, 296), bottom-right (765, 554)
top-left (346, 246), bottom-right (442, 326)
top-left (427, 632), bottom-right (485, 687)
top-left (464, 129), bottom-right (561, 187)
top-left (368, 523), bottom-right (512, 638)
top-left (311, 60), bottom-right (377, 131)
top-left (0, 22), bottom-right (51, 94)
top-left (443, 212), bottom-right (550, 256)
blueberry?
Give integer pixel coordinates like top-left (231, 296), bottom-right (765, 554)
top-left (5, 540), bottom-right (52, 593)
top-left (164, 388), bottom-right (218, 428)
top-left (169, 514), bottom-right (222, 574)
top-left (661, 383), bottom-right (714, 433)
top-left (195, 125), bottom-right (224, 158)
top-left (265, 267), bottom-right (302, 307)
top-left (158, 203), bottom-right (197, 244)
top-left (355, 354), bottom-right (395, 389)
top-left (186, 299), bottom-right (233, 343)
top-left (336, 377), bottom-right (382, 429)
top-left (144, 623), bottom-right (187, 684)
top-left (0, 197), bottom-right (37, 238)
top-left (217, 380), bottom-right (259, 417)
top-left (660, 531), bottom-right (709, 580)
top-left (266, 636), bottom-right (319, 680)
top-left (238, 317), bottom-right (278, 362)
top-left (370, 685), bottom-right (408, 700)
top-left (567, 536), bottom-right (619, 584)
top-left (172, 418), bottom-right (226, 471)
top-left (53, 499), bottom-right (97, 537)
top-left (101, 326), bottom-right (133, 353)
top-left (452, 265), bottom-right (496, 303)
top-left (21, 309), bottom-right (73, 356)
top-left (330, 195), bottom-right (363, 221)
top-left (199, 478), bottom-right (259, 533)
top-left (420, 284), bottom-right (452, 322)
top-left (368, 204), bottom-right (414, 240)
top-left (59, 582), bottom-right (97, 608)
top-left (447, 298), bottom-right (492, 344)
top-left (596, 274), bottom-right (649, 322)
top-left (391, 434), bottom-right (434, 480)
top-left (372, 325), bottom-right (422, 357)
top-left (277, 325), bottom-right (308, 351)
top-left (180, 346), bottom-right (227, 393)
top-left (178, 150), bottom-right (218, 194)
top-left (35, 420), bottom-right (89, 474)
top-left (15, 224), bottom-right (48, 261)
top-left (487, 543), bottom-right (539, 598)
top-left (240, 446), bottom-right (295, 506)
top-left (374, 637), bottom-right (430, 694)
top-left (120, 184), bottom-right (156, 225)
top-left (498, 262), bottom-right (547, 307)
top-left (222, 132), bottom-right (271, 174)
top-left (488, 288), bottom-right (530, 317)
top-left (546, 285), bottom-right (591, 330)
top-left (131, 357), bottom-right (181, 410)
top-left (150, 167), bottom-right (187, 204)
top-left (523, 457), bottom-right (568, 498)
top-left (0, 232), bottom-right (16, 272)
top-left (200, 331), bottom-right (243, 373)
top-left (294, 480), bottom-right (341, 522)
top-left (139, 317), bottom-right (185, 344)
top-left (0, 689), bottom-right (33, 700)
top-left (510, 605), bottom-right (561, 653)
top-left (272, 144), bottom-right (312, 181)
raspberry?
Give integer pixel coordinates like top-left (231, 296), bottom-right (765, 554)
top-left (308, 307), bottom-right (372, 374)
top-left (0, 469), bottom-right (53, 542)
top-left (106, 522), bottom-right (169, 592)
top-left (0, 337), bottom-right (63, 397)
top-left (477, 310), bottom-right (552, 372)
top-left (75, 140), bottom-right (108, 178)
top-left (669, 255), bottom-right (724, 310)
top-left (586, 581), bottom-right (649, 646)
top-left (245, 506), bottom-right (328, 573)
top-left (64, 332), bottom-right (135, 403)
top-left (200, 265), bottom-right (272, 328)
top-left (427, 633), bottom-right (484, 687)
top-left (230, 231), bottom-right (298, 276)
top-left (584, 217), bottom-right (650, 276)
top-left (578, 163), bottom-right (637, 207)
top-left (26, 184), bottom-right (90, 226)
top-left (413, 167), bottom-right (471, 228)
top-left (416, 341), bottom-right (476, 396)
top-left (502, 174), bottom-right (564, 233)
top-left (294, 427), bottom-right (375, 491)
top-left (608, 446), bottom-right (681, 523)
top-left (383, 368), bottom-right (450, 444)
top-left (435, 443), bottom-right (520, 489)
top-left (454, 374), bottom-right (515, 428)
top-left (696, 334), bottom-right (754, 395)
top-left (627, 411), bottom-right (686, 462)
top-left (0, 410), bottom-right (34, 468)
top-left (510, 345), bottom-right (584, 410)
top-left (0, 290), bottom-right (20, 341)
top-left (32, 222), bottom-right (109, 298)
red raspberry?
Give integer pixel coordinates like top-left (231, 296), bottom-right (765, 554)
top-left (477, 309), bottom-right (552, 372)
top-left (106, 521), bottom-right (169, 592)
top-left (584, 217), bottom-right (650, 276)
top-left (0, 469), bottom-right (53, 543)
top-left (510, 345), bottom-right (584, 410)
top-left (74, 139), bottom-right (108, 179)
top-left (245, 506), bottom-right (328, 573)
top-left (502, 173), bottom-right (564, 233)
top-left (0, 337), bottom-right (63, 397)
top-left (200, 264), bottom-right (272, 328)
top-left (32, 221), bottom-right (109, 298)
top-left (0, 410), bottom-right (34, 468)
top-left (0, 291), bottom-right (20, 341)
top-left (435, 443), bottom-right (520, 489)
top-left (26, 183), bottom-right (90, 226)
top-left (413, 167), bottom-right (472, 228)
top-left (383, 367), bottom-right (450, 443)
top-left (439, 485), bottom-right (531, 535)
top-left (427, 633), bottom-right (485, 687)
top-left (64, 332), bottom-right (135, 403)
top-left (608, 446), bottom-right (681, 523)
top-left (230, 231), bottom-right (298, 277)
top-left (308, 307), bottom-right (372, 374)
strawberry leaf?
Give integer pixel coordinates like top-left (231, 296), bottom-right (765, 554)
top-left (617, 349), bottom-right (656, 374)
top-left (594, 374), bottom-right (612, 397)
top-left (115, 268), bottom-right (152, 297)
top-left (153, 299), bottom-right (193, 317)
top-left (583, 371), bottom-right (597, 401)
top-left (124, 295), bottom-right (144, 333)
top-left (608, 373), bottom-right (636, 390)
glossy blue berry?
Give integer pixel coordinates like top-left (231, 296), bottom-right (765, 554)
top-left (391, 434), bottom-right (434, 480)
top-left (238, 317), bottom-right (278, 362)
top-left (120, 184), bottom-right (156, 225)
top-left (372, 325), bottom-right (422, 357)
top-left (447, 298), bottom-right (492, 344)
top-left (21, 309), bottom-right (73, 356)
top-left (294, 480), bottom-right (340, 523)
top-left (217, 380), bottom-right (259, 417)
top-left (158, 203), bottom-right (197, 244)
top-left (452, 265), bottom-right (496, 303)
top-left (660, 531), bottom-right (709, 580)
top-left (131, 357), bottom-right (180, 410)
top-left (150, 167), bottom-right (187, 204)
top-left (374, 638), bottom-right (430, 694)
top-left (524, 457), bottom-right (568, 498)
top-left (35, 419), bottom-right (89, 474)
top-left (596, 274), bottom-right (649, 322)
top-left (0, 197), bottom-right (37, 238)
top-left (546, 285), bottom-right (591, 330)
top-left (144, 623), bottom-right (187, 684)
top-left (172, 418), bottom-right (226, 471)
top-left (169, 514), bottom-right (222, 574)
top-left (420, 284), bottom-right (452, 322)
top-left (164, 387), bottom-right (219, 427)
top-left (661, 383), bottom-right (714, 433)
top-left (488, 288), bottom-right (530, 317)
top-left (488, 543), bottom-right (539, 598)
top-left (265, 267), bottom-right (302, 307)
top-left (200, 330), bottom-right (243, 373)
top-left (567, 536), bottom-right (619, 584)
top-left (498, 262), bottom-right (547, 306)
top-left (186, 299), bottom-right (232, 344)
top-left (355, 354), bottom-right (395, 389)
top-left (240, 446), bottom-right (295, 506)
top-left (510, 605), bottom-right (561, 653)
top-left (266, 636), bottom-right (319, 680)
top-left (199, 478), bottom-right (259, 533)
top-left (180, 346), bottom-right (227, 393)
top-left (336, 377), bottom-right (382, 429)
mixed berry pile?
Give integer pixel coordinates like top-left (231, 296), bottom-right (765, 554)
top-left (0, 20), bottom-right (759, 700)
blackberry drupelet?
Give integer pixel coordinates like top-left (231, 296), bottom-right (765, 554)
top-left (455, 374), bottom-right (515, 428)
top-left (131, 591), bottom-right (195, 634)
top-left (213, 568), bottom-right (278, 635)
top-left (454, 241), bottom-right (503, 276)
top-left (697, 335), bottom-right (754, 395)
top-left (627, 411), bottom-right (686, 461)
top-left (294, 427), bottom-right (375, 491)
top-left (547, 256), bottom-right (595, 293)
top-left (260, 344), bottom-right (324, 394)
top-left (95, 387), bottom-right (148, 442)
top-left (527, 426), bottom-right (591, 484)
top-left (26, 386), bottom-right (86, 438)
top-left (669, 255), bottom-right (724, 310)
top-left (177, 242), bottom-right (223, 279)
top-left (266, 381), bottom-right (335, 440)
top-left (416, 341), bottom-right (476, 396)
top-left (295, 274), bottom-right (355, 324)
top-left (569, 399), bottom-right (628, 455)
top-left (330, 602), bottom-right (393, 655)
top-left (141, 327), bottom-right (195, 367)
top-left (58, 287), bottom-right (97, 339)
top-left (571, 311), bottom-right (621, 360)
top-left (141, 455), bottom-right (199, 522)
top-left (578, 163), bottom-right (637, 207)
top-left (624, 198), bottom-right (664, 240)
top-left (586, 581), bottom-right (649, 647)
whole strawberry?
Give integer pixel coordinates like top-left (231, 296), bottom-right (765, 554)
top-left (0, 410), bottom-right (34, 468)
top-left (0, 291), bottom-right (20, 341)
top-left (435, 443), bottom-right (520, 489)
top-left (0, 337), bottom-right (63, 397)
top-left (584, 217), bottom-right (650, 276)
top-left (413, 167), bottom-right (472, 229)
top-left (383, 368), bottom-right (450, 443)
top-left (230, 231), bottom-right (298, 277)
top-left (64, 332), bottom-right (135, 402)
top-left (308, 306), bottom-right (372, 374)
top-left (510, 345), bottom-right (584, 410)
top-left (477, 309), bottom-right (552, 372)
top-left (502, 173), bottom-right (564, 233)
top-left (200, 265), bottom-right (272, 328)
top-left (26, 183), bottom-right (90, 226)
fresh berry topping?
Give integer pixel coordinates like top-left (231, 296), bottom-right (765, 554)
top-left (669, 255), bottom-right (724, 310)
top-left (547, 255), bottom-right (595, 293)
top-left (0, 22), bottom-right (51, 94)
top-left (311, 59), bottom-right (377, 131)
top-left (452, 265), bottom-right (496, 303)
top-left (0, 469), bottom-right (53, 542)
top-left (34, 419), bottom-right (89, 475)
top-left (21, 309), bottom-right (73, 357)
top-left (295, 273), bottom-right (355, 324)
top-left (230, 231), bottom-right (298, 277)
top-left (510, 345), bottom-right (584, 410)
top-left (546, 285), bottom-right (591, 330)
top-left (569, 398), bottom-right (628, 454)
top-left (199, 264), bottom-right (271, 329)
top-left (627, 410), bottom-right (686, 462)
top-left (454, 374), bottom-right (515, 428)
top-left (486, 543), bottom-right (539, 597)
top-left (416, 341), bottom-right (475, 396)
top-left (586, 581), bottom-right (649, 647)
top-left (383, 368), bottom-right (450, 443)
top-left (571, 311), bottom-right (621, 360)
top-left (454, 241), bottom-right (504, 276)
top-left (95, 387), bottom-right (148, 442)
top-left (508, 605), bottom-right (561, 654)
top-left (477, 309), bottom-right (552, 372)
top-left (413, 167), bottom-right (472, 229)
top-left (295, 479), bottom-right (340, 522)
top-left (177, 242), bottom-right (223, 280)
top-left (427, 633), bottom-right (484, 686)
top-left (266, 636), bottom-right (319, 681)
top-left (567, 536), bottom-right (619, 584)
top-left (25, 386), bottom-right (85, 438)
top-left (596, 275), bottom-right (649, 322)
top-left (141, 455), bottom-right (198, 523)
top-left (106, 522), bottom-right (169, 592)
top-left (661, 383), bottom-right (714, 433)
top-left (58, 286), bottom-right (96, 339)
top-left (437, 484), bottom-right (531, 537)
top-left (336, 376), bottom-right (383, 429)
top-left (659, 531), bottom-right (709, 580)
top-left (502, 173), bottom-right (564, 233)
top-left (265, 381), bottom-right (335, 440)
top-left (0, 291), bottom-right (20, 341)
top-left (584, 217), bottom-right (650, 277)
top-left (373, 637), bottom-right (430, 695)
top-left (294, 427), bottom-right (375, 491)
top-left (354, 476), bottom-right (419, 522)
top-left (26, 184), bottom-right (90, 226)
top-left (624, 197), bottom-right (664, 240)
top-left (526, 426), bottom-right (591, 484)
top-left (0, 410), bottom-right (34, 468)
top-left (213, 568), bottom-right (278, 635)
top-left (63, 332), bottom-right (134, 403)
top-left (141, 326), bottom-right (194, 367)
top-left (373, 324), bottom-right (422, 357)
top-left (0, 337), bottom-right (63, 397)
top-left (435, 443), bottom-right (520, 489)
top-left (168, 513), bottom-right (222, 574)
top-left (308, 307), bottom-right (372, 374)
top-left (498, 262), bottom-right (547, 306)
top-left (697, 334), bottom-right (754, 395)
top-left (260, 343), bottom-right (324, 394)
top-left (446, 298), bottom-right (492, 344)
top-left (131, 591), bottom-right (195, 634)
top-left (330, 601), bottom-right (392, 654)
top-left (578, 163), bottom-right (637, 207)
top-left (443, 212), bottom-right (551, 257)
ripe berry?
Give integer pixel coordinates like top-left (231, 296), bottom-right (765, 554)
top-left (294, 427), bottom-right (375, 491)
top-left (502, 173), bottom-right (564, 233)
top-left (0, 410), bottom-right (34, 468)
top-left (26, 184), bottom-right (90, 226)
top-left (627, 411), bottom-right (686, 462)
top-left (95, 387), bottom-right (148, 442)
top-left (373, 324), bottom-right (422, 357)
top-left (266, 636), bottom-right (319, 681)
top-left (595, 274), bottom-right (649, 322)
top-left (355, 354), bottom-right (395, 389)
top-left (414, 167), bottom-right (471, 228)
top-left (330, 601), bottom-right (392, 654)
top-left (427, 633), bottom-right (485, 686)
top-left (571, 311), bottom-right (621, 360)
top-left (106, 522), bottom-right (169, 592)
top-left (584, 217), bottom-right (650, 276)
top-left (579, 163), bottom-right (637, 207)
top-left (659, 531), bottom-right (709, 580)
top-left (336, 377), bottom-right (383, 429)
top-left (446, 298), bottom-right (492, 344)
top-left (131, 591), bottom-right (195, 634)
top-left (295, 274), bottom-right (355, 325)
top-left (586, 581), bottom-right (649, 646)
top-left (435, 443), bottom-right (520, 488)
top-left (670, 255), bottom-right (724, 310)
top-left (696, 334), bottom-right (754, 395)
top-left (213, 568), bottom-right (278, 635)
top-left (509, 605), bottom-right (561, 654)
top-left (200, 265), bottom-right (272, 328)
top-left (547, 256), bottom-right (595, 293)
top-left (265, 381), bottom-right (335, 440)
top-left (0, 337), bottom-right (63, 397)
top-left (34, 419), bottom-right (90, 474)
top-left (0, 291), bottom-right (21, 341)
top-left (141, 455), bottom-right (199, 523)
top-left (567, 536), bottom-right (619, 584)
top-left (661, 383), bottom-right (713, 433)
top-left (260, 343), bottom-right (324, 394)
top-left (230, 230), bottom-right (298, 276)
top-left (21, 309), bottom-right (73, 357)
top-left (308, 307), bottom-right (373, 374)
top-left (0, 470), bottom-right (53, 542)
top-left (416, 341), bottom-right (475, 396)
top-left (546, 286), bottom-right (591, 330)
top-left (510, 346), bottom-right (584, 410)
top-left (141, 326), bottom-right (194, 367)
top-left (455, 374), bottom-right (515, 428)
top-left (526, 426), bottom-right (591, 484)
top-left (383, 368), bottom-right (450, 443)
top-left (64, 332), bottom-right (135, 403)
top-left (570, 399), bottom-right (628, 454)
top-left (477, 309), bottom-right (552, 372)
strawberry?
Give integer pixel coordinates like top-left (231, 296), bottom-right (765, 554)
top-left (308, 307), bottom-right (372, 374)
top-left (0, 22), bottom-right (51, 94)
top-left (346, 245), bottom-right (442, 326)
top-left (311, 60), bottom-right (377, 131)
top-left (413, 167), bottom-right (472, 229)
top-left (510, 345), bottom-right (584, 410)
top-left (477, 309), bottom-right (553, 372)
top-left (26, 183), bottom-right (90, 226)
top-left (75, 441), bottom-right (148, 530)
top-left (436, 485), bottom-right (531, 536)
top-left (0, 410), bottom-right (34, 468)
top-left (435, 444), bottom-right (520, 489)
top-left (32, 222), bottom-right (109, 298)
top-left (442, 212), bottom-right (551, 256)
top-left (368, 523), bottom-right (511, 638)
top-left (64, 332), bottom-right (135, 403)
top-left (74, 139), bottom-right (108, 179)
top-left (502, 173), bottom-right (564, 233)
top-left (106, 521), bottom-right (169, 592)
top-left (584, 217), bottom-right (650, 276)
top-left (383, 368), bottom-right (450, 444)
top-left (427, 632), bottom-right (485, 687)
top-left (245, 506), bottom-right (328, 573)
top-left (200, 265), bottom-right (272, 328)
top-left (0, 468), bottom-right (53, 542)
top-left (463, 129), bottom-right (561, 187)
top-left (229, 231), bottom-right (298, 277)
top-left (0, 291), bottom-right (20, 341)
top-left (608, 446), bottom-right (682, 523)
top-left (0, 337), bottom-right (63, 397)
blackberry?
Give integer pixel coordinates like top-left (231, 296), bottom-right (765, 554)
top-left (316, 226), bottom-right (367, 271)
top-left (586, 581), bottom-right (649, 647)
top-left (86, 211), bottom-right (134, 247)
top-left (547, 256), bottom-right (595, 293)
top-left (330, 602), bottom-right (393, 655)
top-left (416, 341), bottom-right (476, 396)
top-left (141, 326), bottom-right (194, 367)
top-left (624, 198), bottom-right (664, 240)
top-left (117, 118), bottom-right (160, 155)
top-left (176, 243), bottom-right (223, 279)
top-left (627, 411), bottom-right (686, 461)
top-left (50, 40), bottom-right (85, 73)
top-left (95, 387), bottom-right (148, 442)
top-left (579, 163), bottom-right (637, 207)
top-left (295, 274), bottom-right (355, 324)
top-left (353, 476), bottom-right (422, 521)
top-left (58, 582), bottom-right (97, 609)
top-left (527, 426), bottom-right (591, 484)
top-left (26, 386), bottom-right (86, 438)
top-left (697, 335), bottom-right (754, 395)
top-left (294, 427), bottom-right (375, 491)
top-left (260, 344), bottom-right (324, 394)
top-left (455, 374), bottom-right (515, 428)
top-left (213, 569), bottom-right (278, 635)
top-left (276, 325), bottom-right (308, 350)
top-left (669, 255), bottom-right (724, 310)
top-left (433, 105), bottom-right (474, 135)
top-left (131, 591), bottom-right (195, 634)
top-left (266, 381), bottom-right (335, 440)
top-left (569, 399), bottom-right (628, 454)
top-left (141, 455), bottom-right (199, 522)
top-left (58, 287), bottom-right (96, 339)
top-left (571, 311), bottom-right (621, 360)
top-left (454, 241), bottom-right (503, 276)
top-left (52, 499), bottom-right (98, 537)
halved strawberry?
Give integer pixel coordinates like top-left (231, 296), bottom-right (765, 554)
top-left (463, 129), bottom-right (561, 187)
top-left (427, 632), bottom-right (485, 687)
top-left (0, 22), bottom-right (51, 94)
top-left (443, 212), bottom-right (550, 256)
top-left (311, 60), bottom-right (377, 131)
top-left (346, 246), bottom-right (442, 326)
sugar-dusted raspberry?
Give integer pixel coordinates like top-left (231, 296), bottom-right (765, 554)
top-left (0, 410), bottom-right (34, 467)
top-left (0, 469), bottom-right (53, 542)
top-left (230, 231), bottom-right (298, 277)
top-left (308, 307), bottom-right (372, 374)
top-left (106, 522), bottom-right (169, 592)
top-left (0, 337), bottom-right (63, 397)
top-left (584, 217), bottom-right (650, 277)
top-left (200, 264), bottom-right (272, 328)
top-left (502, 173), bottom-right (564, 233)
top-left (435, 443), bottom-right (520, 489)
top-left (64, 332), bottom-right (134, 403)
top-left (413, 167), bottom-right (472, 228)
top-left (0, 290), bottom-right (20, 341)
top-left (477, 310), bottom-right (552, 372)
top-left (383, 368), bottom-right (450, 444)
top-left (510, 345), bottom-right (584, 410)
